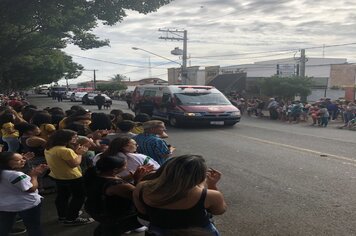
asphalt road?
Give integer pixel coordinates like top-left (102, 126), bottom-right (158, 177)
top-left (26, 95), bottom-right (356, 236)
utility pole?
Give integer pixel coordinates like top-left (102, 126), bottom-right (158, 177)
top-left (93, 69), bottom-right (97, 90)
top-left (83, 69), bottom-right (98, 90)
top-left (300, 49), bottom-right (306, 78)
top-left (65, 78), bottom-right (69, 91)
top-left (159, 28), bottom-right (188, 84)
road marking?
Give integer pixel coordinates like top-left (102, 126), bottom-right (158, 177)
top-left (241, 123), bottom-right (356, 145)
top-left (223, 132), bottom-right (356, 167)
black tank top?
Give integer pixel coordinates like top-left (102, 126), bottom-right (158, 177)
top-left (85, 175), bottom-right (136, 221)
top-left (140, 188), bottom-right (210, 229)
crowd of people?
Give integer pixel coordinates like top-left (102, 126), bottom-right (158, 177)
top-left (228, 94), bottom-right (356, 129)
top-left (0, 93), bottom-right (227, 236)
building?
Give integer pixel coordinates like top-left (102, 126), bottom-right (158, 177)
top-left (122, 78), bottom-right (167, 87)
top-left (168, 66), bottom-right (224, 85)
top-left (168, 66), bottom-right (205, 85)
top-left (329, 64), bottom-right (356, 101)
top-left (221, 57), bottom-right (353, 101)
top-left (207, 73), bottom-right (246, 94)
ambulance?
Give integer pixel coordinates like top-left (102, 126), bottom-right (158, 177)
top-left (131, 85), bottom-right (241, 126)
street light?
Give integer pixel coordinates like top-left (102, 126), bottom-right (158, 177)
top-left (132, 47), bottom-right (181, 66)
top-left (132, 47), bottom-right (186, 84)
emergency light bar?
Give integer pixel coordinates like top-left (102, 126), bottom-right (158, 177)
top-left (178, 86), bottom-right (213, 90)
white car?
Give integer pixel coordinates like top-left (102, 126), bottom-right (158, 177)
top-left (64, 91), bottom-right (74, 100)
top-left (70, 92), bottom-right (87, 102)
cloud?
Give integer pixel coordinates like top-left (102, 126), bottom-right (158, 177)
top-left (58, 0), bottom-right (356, 85)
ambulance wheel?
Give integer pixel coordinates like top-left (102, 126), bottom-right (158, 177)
top-left (169, 116), bottom-right (179, 127)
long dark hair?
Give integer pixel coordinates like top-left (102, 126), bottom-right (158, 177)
top-left (46, 129), bottom-right (77, 150)
top-left (0, 112), bottom-right (15, 127)
top-left (89, 113), bottom-right (112, 131)
top-left (0, 152), bottom-right (16, 182)
top-left (100, 136), bottom-right (132, 158)
top-left (84, 155), bottom-right (126, 185)
top-left (15, 122), bottom-right (38, 136)
top-left (22, 108), bottom-right (38, 122)
top-left (66, 122), bottom-right (91, 136)
top-left (96, 155), bottom-right (126, 173)
top-left (31, 111), bottom-right (52, 126)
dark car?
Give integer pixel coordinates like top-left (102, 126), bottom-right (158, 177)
top-left (82, 93), bottom-right (112, 105)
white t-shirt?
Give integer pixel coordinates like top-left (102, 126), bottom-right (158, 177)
top-left (93, 152), bottom-right (160, 177)
top-left (0, 170), bottom-right (42, 212)
top-left (117, 152), bottom-right (160, 177)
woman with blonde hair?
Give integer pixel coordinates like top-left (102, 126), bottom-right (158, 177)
top-left (133, 155), bottom-right (227, 236)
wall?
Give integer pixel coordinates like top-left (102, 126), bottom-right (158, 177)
top-left (196, 70), bottom-right (206, 85)
top-left (205, 66), bottom-right (220, 85)
top-left (168, 68), bottom-right (181, 85)
top-left (307, 89), bottom-right (345, 102)
top-left (168, 66), bottom-right (203, 85)
top-left (329, 64), bottom-right (356, 87)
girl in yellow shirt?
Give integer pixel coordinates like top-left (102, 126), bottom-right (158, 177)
top-left (45, 129), bottom-right (93, 225)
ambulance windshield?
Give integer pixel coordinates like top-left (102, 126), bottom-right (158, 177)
top-left (174, 93), bottom-right (231, 105)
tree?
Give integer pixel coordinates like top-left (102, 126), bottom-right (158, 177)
top-left (0, 0), bottom-right (172, 90)
top-left (97, 82), bottom-right (127, 93)
top-left (96, 73), bottom-right (129, 92)
top-left (111, 74), bottom-right (130, 82)
top-left (259, 76), bottom-right (314, 100)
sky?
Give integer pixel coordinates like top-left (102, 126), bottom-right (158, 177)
top-left (60, 0), bottom-right (356, 85)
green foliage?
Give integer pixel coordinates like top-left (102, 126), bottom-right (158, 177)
top-left (0, 0), bottom-right (172, 90)
top-left (97, 82), bottom-right (127, 92)
top-left (111, 74), bottom-right (130, 82)
top-left (259, 76), bottom-right (314, 99)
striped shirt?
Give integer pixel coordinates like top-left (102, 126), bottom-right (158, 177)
top-left (134, 133), bottom-right (170, 165)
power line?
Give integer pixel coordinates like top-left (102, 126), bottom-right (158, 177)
top-left (192, 52), bottom-right (297, 62)
top-left (69, 53), bottom-right (170, 69)
top-left (190, 42), bottom-right (356, 59)
top-left (214, 62), bottom-right (356, 71)
top-left (191, 49), bottom-right (295, 59)
top-left (68, 42), bottom-right (356, 67)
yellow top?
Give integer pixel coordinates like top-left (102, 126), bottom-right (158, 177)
top-left (1, 122), bottom-right (19, 138)
top-left (45, 146), bottom-right (82, 180)
top-left (132, 123), bottom-right (144, 134)
top-left (58, 118), bottom-right (67, 129)
top-left (39, 124), bottom-right (56, 141)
